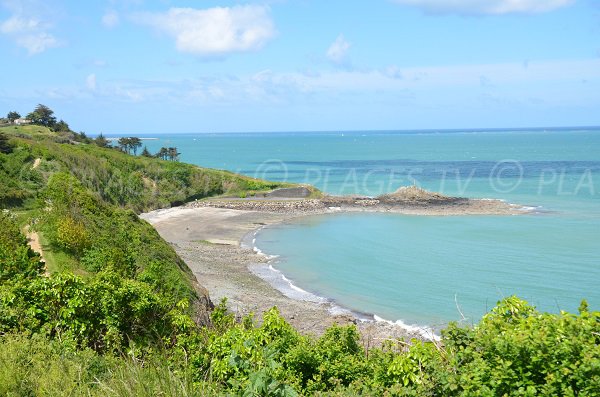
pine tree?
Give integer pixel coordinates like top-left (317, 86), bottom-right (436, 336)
top-left (156, 147), bottom-right (168, 160)
top-left (6, 111), bottom-right (20, 123)
top-left (129, 137), bottom-right (142, 155)
top-left (117, 137), bottom-right (130, 153)
top-left (94, 133), bottom-right (109, 148)
top-left (27, 104), bottom-right (56, 128)
top-left (141, 146), bottom-right (152, 157)
top-left (167, 147), bottom-right (180, 161)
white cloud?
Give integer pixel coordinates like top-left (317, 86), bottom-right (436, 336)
top-left (86, 74), bottom-right (97, 91)
top-left (0, 8), bottom-right (60, 55)
top-left (19, 58), bottom-right (599, 112)
top-left (134, 5), bottom-right (275, 56)
top-left (15, 32), bottom-right (58, 55)
top-left (102, 10), bottom-right (119, 28)
top-left (0, 15), bottom-right (60, 54)
top-left (326, 34), bottom-right (350, 64)
top-left (0, 16), bottom-right (40, 33)
top-left (392, 0), bottom-right (574, 15)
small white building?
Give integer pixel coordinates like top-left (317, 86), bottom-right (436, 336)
top-left (14, 118), bottom-right (32, 125)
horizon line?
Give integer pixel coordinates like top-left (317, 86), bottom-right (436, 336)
top-left (97, 125), bottom-right (600, 137)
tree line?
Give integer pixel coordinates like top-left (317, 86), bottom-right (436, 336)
top-left (94, 135), bottom-right (180, 161)
top-left (4, 104), bottom-right (71, 133)
top-left (3, 104), bottom-right (180, 161)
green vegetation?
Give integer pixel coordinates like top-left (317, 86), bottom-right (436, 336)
top-left (156, 146), bottom-right (181, 161)
top-left (27, 104), bottom-right (57, 128)
top-left (0, 132), bottom-right (12, 154)
top-left (0, 118), bottom-right (598, 396)
top-left (117, 137), bottom-right (143, 155)
top-left (94, 132), bottom-right (110, 148)
top-left (0, 124), bottom-right (289, 211)
top-left (6, 111), bottom-right (20, 123)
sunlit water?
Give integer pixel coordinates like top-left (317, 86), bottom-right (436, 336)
top-left (139, 128), bottom-right (600, 328)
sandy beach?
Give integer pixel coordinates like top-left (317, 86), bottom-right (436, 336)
top-left (141, 190), bottom-right (526, 343)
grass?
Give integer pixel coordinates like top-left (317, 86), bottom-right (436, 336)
top-left (37, 231), bottom-right (88, 276)
top-left (0, 333), bottom-right (216, 397)
top-left (0, 124), bottom-right (58, 138)
top-left (2, 124), bottom-right (322, 210)
top-left (6, 209), bottom-right (83, 276)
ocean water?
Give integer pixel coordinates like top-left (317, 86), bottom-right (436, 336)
top-left (140, 128), bottom-right (600, 328)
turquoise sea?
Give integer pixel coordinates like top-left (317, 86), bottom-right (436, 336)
top-left (139, 128), bottom-right (600, 329)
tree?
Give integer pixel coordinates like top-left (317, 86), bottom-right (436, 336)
top-left (156, 147), bottom-right (168, 160)
top-left (6, 111), bottom-right (20, 123)
top-left (141, 146), bottom-right (152, 157)
top-left (117, 137), bottom-right (130, 154)
top-left (129, 137), bottom-right (142, 155)
top-left (167, 147), bottom-right (180, 161)
top-left (27, 104), bottom-right (57, 128)
top-left (116, 137), bottom-right (142, 155)
top-left (54, 119), bottom-right (71, 133)
top-left (0, 132), bottom-right (12, 154)
top-left (95, 133), bottom-right (109, 148)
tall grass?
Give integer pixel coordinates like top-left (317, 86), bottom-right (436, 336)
top-left (0, 334), bottom-right (217, 397)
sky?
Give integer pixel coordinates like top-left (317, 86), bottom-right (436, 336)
top-left (0, 0), bottom-right (599, 134)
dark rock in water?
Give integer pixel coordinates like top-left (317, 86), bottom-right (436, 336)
top-left (266, 187), bottom-right (311, 198)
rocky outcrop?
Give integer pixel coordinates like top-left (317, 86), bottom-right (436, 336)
top-left (187, 190), bottom-right (523, 216)
top-left (188, 198), bottom-right (326, 213)
top-left (377, 185), bottom-right (465, 205)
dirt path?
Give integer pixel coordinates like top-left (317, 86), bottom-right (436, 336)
top-left (24, 225), bottom-right (47, 275)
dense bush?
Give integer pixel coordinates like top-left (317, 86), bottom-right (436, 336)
top-left (27, 134), bottom-right (287, 212)
top-left (163, 297), bottom-right (600, 396)
top-left (0, 333), bottom-right (211, 397)
top-left (0, 211), bottom-right (44, 281)
top-left (0, 144), bottom-right (43, 207)
top-left (0, 212), bottom-right (192, 353)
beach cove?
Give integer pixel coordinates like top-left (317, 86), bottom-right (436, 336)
top-left (141, 188), bottom-right (526, 341)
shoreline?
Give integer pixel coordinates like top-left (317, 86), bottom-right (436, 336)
top-left (141, 193), bottom-right (531, 343)
top-left (243, 223), bottom-right (442, 340)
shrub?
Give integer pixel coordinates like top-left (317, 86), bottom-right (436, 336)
top-left (0, 211), bottom-right (44, 281)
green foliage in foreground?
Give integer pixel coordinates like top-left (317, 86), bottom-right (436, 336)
top-left (2, 210), bottom-right (599, 395)
top-left (1, 209), bottom-right (194, 354)
top-left (0, 211), bottom-right (44, 281)
top-left (0, 333), bottom-right (208, 397)
top-left (1, 292), bottom-right (599, 396)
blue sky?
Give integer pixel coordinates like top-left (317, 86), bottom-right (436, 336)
top-left (1, 0), bottom-right (599, 133)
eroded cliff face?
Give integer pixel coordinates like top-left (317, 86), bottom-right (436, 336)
top-left (192, 281), bottom-right (214, 326)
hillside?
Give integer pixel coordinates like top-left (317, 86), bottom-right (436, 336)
top-left (0, 124), bottom-right (294, 314)
top-left (0, 124), bottom-right (297, 348)
top-left (0, 125), bottom-right (292, 211)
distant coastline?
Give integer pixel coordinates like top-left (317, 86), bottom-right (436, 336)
top-left (93, 125), bottom-right (600, 138)
top-left (104, 137), bottom-right (159, 140)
